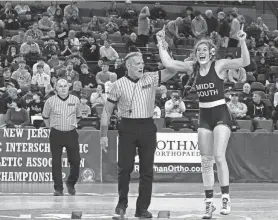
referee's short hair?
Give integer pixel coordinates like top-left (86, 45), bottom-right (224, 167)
top-left (124, 52), bottom-right (143, 67)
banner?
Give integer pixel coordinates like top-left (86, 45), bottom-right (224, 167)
top-left (0, 129), bottom-right (101, 182)
top-left (105, 132), bottom-right (203, 182)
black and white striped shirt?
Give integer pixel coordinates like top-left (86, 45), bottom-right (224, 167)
top-left (107, 71), bottom-right (161, 118)
top-left (42, 94), bottom-right (82, 131)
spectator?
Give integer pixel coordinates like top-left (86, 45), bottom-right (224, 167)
top-left (93, 59), bottom-right (104, 75)
top-left (150, 2), bottom-right (166, 20)
top-left (119, 19), bottom-right (134, 36)
top-left (247, 92), bottom-right (270, 120)
top-left (205, 9), bottom-right (218, 36)
top-left (228, 12), bottom-right (240, 47)
top-left (96, 60), bottom-right (114, 85)
top-left (4, 14), bottom-right (21, 30)
top-left (165, 91), bottom-right (186, 127)
top-left (21, 11), bottom-right (36, 30)
top-left (38, 12), bottom-right (53, 31)
top-left (104, 72), bottom-right (117, 94)
top-left (20, 35), bottom-right (41, 55)
top-left (165, 17), bottom-right (183, 48)
top-left (77, 23), bottom-right (92, 39)
top-left (178, 15), bottom-right (192, 38)
top-left (257, 56), bottom-right (272, 83)
top-left (227, 92), bottom-right (248, 120)
top-left (218, 12), bottom-right (230, 48)
top-left (68, 30), bottom-right (80, 50)
top-left (99, 40), bottom-right (119, 61)
top-left (11, 28), bottom-right (26, 44)
top-left (50, 8), bottom-right (68, 27)
top-left (157, 85), bottom-right (170, 109)
top-left (31, 63), bottom-right (51, 91)
top-left (121, 0), bottom-right (138, 26)
top-left (0, 2), bottom-right (18, 20)
top-left (246, 22), bottom-right (262, 44)
top-left (138, 6), bottom-right (151, 47)
top-left (104, 17), bottom-right (119, 34)
top-left (4, 86), bottom-right (21, 111)
top-left (67, 9), bottom-right (82, 26)
top-left (0, 19), bottom-right (5, 39)
top-left (14, 2), bottom-right (30, 15)
top-left (60, 38), bottom-right (73, 56)
top-left (106, 1), bottom-right (121, 18)
top-left (70, 80), bottom-right (82, 98)
top-left (153, 101), bottom-right (161, 118)
top-left (90, 84), bottom-right (106, 113)
top-left (33, 58), bottom-right (50, 75)
top-left (43, 40), bottom-right (60, 58)
top-left (47, 1), bottom-right (61, 17)
top-left (59, 61), bottom-right (79, 86)
top-left (25, 23), bottom-right (44, 40)
top-left (257, 17), bottom-right (269, 32)
top-left (53, 56), bottom-right (66, 75)
top-left (64, 1), bottom-right (79, 20)
top-left (25, 43), bottom-right (42, 67)
top-left (126, 32), bottom-right (141, 51)
top-left (79, 63), bottom-right (97, 88)
top-left (5, 98), bottom-right (29, 128)
top-left (21, 85), bottom-right (38, 108)
top-left (79, 95), bottom-right (91, 118)
top-left (2, 68), bottom-right (20, 89)
top-left (48, 53), bottom-right (59, 69)
top-left (11, 60), bottom-right (31, 89)
top-left (180, 6), bottom-right (194, 20)
top-left (111, 58), bottom-right (126, 79)
top-left (27, 92), bottom-right (44, 118)
top-left (239, 83), bottom-right (252, 105)
top-left (228, 67), bottom-right (247, 84)
top-left (82, 37), bottom-right (100, 61)
top-left (191, 11), bottom-right (208, 40)
top-left (210, 31), bottom-right (221, 49)
top-left (6, 45), bottom-right (20, 64)
top-left (52, 22), bottom-right (68, 41)
top-left (88, 16), bottom-right (103, 32)
top-left (50, 75), bottom-right (58, 88)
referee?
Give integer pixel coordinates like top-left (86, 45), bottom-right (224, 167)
top-left (43, 78), bottom-right (82, 196)
top-left (100, 50), bottom-right (178, 218)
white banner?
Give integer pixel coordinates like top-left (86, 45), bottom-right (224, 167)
top-left (117, 133), bottom-right (200, 164)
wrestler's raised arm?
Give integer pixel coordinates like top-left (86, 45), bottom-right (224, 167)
top-left (217, 25), bottom-right (250, 74)
top-left (156, 26), bottom-right (194, 74)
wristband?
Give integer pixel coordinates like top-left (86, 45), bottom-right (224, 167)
top-left (100, 125), bottom-right (108, 137)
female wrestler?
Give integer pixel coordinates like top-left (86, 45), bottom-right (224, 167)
top-left (156, 25), bottom-right (249, 219)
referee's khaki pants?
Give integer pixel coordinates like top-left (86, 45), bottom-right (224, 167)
top-left (49, 128), bottom-right (81, 191)
top-left (117, 118), bottom-right (157, 211)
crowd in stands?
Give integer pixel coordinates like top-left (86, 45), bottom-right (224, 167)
top-left (0, 1), bottom-right (278, 132)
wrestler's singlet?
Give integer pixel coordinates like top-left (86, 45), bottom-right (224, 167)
top-left (195, 61), bottom-right (225, 104)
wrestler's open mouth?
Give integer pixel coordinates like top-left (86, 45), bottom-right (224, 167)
top-left (199, 55), bottom-right (206, 61)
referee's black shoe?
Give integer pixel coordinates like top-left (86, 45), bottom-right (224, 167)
top-left (53, 190), bottom-right (64, 196)
top-left (135, 210), bottom-right (152, 218)
top-left (66, 182), bottom-right (76, 195)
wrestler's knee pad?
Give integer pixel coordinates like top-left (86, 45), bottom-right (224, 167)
top-left (201, 156), bottom-right (215, 187)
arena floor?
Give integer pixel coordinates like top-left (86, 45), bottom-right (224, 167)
top-left (0, 183), bottom-right (277, 220)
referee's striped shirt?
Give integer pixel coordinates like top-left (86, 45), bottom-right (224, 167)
top-left (42, 94), bottom-right (82, 131)
top-left (107, 71), bottom-right (161, 118)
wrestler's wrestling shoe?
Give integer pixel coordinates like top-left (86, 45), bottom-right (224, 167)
top-left (135, 209), bottom-right (153, 218)
top-left (202, 198), bottom-right (216, 219)
top-left (220, 194), bottom-right (231, 215)
top-left (112, 207), bottom-right (126, 219)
